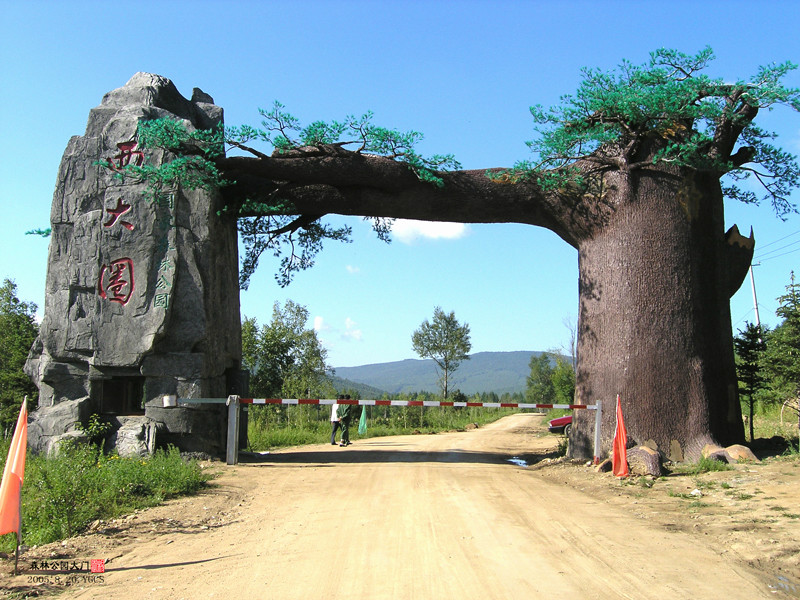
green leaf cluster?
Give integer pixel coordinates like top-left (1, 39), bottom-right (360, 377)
top-left (241, 301), bottom-right (335, 400)
top-left (411, 307), bottom-right (472, 399)
top-left (0, 279), bottom-right (38, 432)
top-left (227, 102), bottom-right (461, 186)
top-left (505, 47), bottom-right (800, 216)
top-left (137, 117), bottom-right (225, 158)
top-left (525, 352), bottom-right (575, 405)
top-left (238, 214), bottom-right (352, 289)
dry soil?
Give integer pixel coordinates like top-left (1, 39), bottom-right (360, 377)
top-left (2, 413), bottom-right (800, 599)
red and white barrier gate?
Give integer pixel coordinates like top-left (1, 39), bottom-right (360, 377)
top-left (161, 395), bottom-right (601, 465)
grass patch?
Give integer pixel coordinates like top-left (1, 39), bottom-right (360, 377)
top-left (246, 404), bottom-right (524, 451)
top-left (726, 491), bottom-right (755, 501)
top-left (667, 490), bottom-right (695, 500)
top-left (0, 441), bottom-right (211, 553)
top-left (672, 456), bottom-right (733, 475)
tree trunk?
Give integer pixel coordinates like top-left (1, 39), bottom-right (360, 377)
top-left (570, 169), bottom-right (747, 461)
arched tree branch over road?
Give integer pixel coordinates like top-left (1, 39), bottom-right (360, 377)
top-left (132, 48), bottom-right (800, 460)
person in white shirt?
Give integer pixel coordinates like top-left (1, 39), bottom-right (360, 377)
top-left (330, 397), bottom-right (342, 445)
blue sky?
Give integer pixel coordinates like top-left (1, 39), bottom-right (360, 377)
top-left (2, 0), bottom-right (799, 368)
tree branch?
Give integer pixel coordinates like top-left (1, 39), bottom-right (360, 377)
top-left (217, 151), bottom-right (597, 248)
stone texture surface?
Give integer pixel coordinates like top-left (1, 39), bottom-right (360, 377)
top-left (724, 444), bottom-right (760, 463)
top-left (109, 416), bottom-right (159, 458)
top-left (27, 397), bottom-right (92, 455)
top-left (26, 73), bottom-right (242, 456)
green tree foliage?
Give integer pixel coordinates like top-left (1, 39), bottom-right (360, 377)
top-left (551, 355), bottom-right (576, 405)
top-left (524, 352), bottom-right (575, 405)
top-left (501, 47), bottom-right (800, 216)
top-left (241, 300), bottom-right (334, 399)
top-left (762, 272), bottom-right (800, 409)
top-left (525, 353), bottom-right (554, 404)
top-left (128, 109), bottom-right (459, 288)
top-left (0, 279), bottom-right (38, 433)
top-left (411, 307), bottom-right (471, 399)
top-left (733, 322), bottom-right (767, 441)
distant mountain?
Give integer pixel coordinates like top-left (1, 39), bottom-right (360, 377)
top-left (328, 375), bottom-right (389, 398)
top-left (331, 351), bottom-right (556, 396)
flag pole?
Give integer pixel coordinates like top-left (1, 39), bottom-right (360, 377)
top-left (14, 397), bottom-right (25, 575)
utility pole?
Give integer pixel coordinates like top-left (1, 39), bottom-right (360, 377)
top-left (749, 263), bottom-right (762, 340)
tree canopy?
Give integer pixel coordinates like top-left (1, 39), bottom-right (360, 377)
top-left (119, 47), bottom-right (800, 288)
top-left (241, 300), bottom-right (333, 399)
top-left (762, 272), bottom-right (800, 408)
top-left (411, 307), bottom-right (471, 399)
top-left (505, 48), bottom-right (800, 214)
top-left (0, 279), bottom-right (38, 432)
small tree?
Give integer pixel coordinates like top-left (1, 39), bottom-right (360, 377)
top-left (734, 322), bottom-right (766, 442)
top-left (241, 300), bottom-right (334, 399)
top-left (411, 307), bottom-right (471, 399)
top-left (525, 353), bottom-right (555, 404)
top-left (551, 355), bottom-right (576, 405)
top-left (0, 279), bottom-right (38, 433)
top-left (762, 272), bottom-right (800, 425)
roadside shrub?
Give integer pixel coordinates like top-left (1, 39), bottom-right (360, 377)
top-left (0, 442), bottom-right (210, 552)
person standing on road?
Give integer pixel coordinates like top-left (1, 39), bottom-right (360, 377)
top-left (337, 395), bottom-right (354, 446)
top-left (330, 397), bottom-right (342, 445)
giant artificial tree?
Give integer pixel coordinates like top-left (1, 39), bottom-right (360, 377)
top-left (128, 48), bottom-right (800, 460)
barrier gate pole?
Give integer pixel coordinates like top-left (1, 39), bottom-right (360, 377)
top-left (593, 399), bottom-right (602, 464)
top-left (226, 395), bottom-right (240, 465)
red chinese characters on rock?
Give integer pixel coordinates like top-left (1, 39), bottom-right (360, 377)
top-left (98, 258), bottom-right (134, 305)
top-left (109, 141), bottom-right (144, 172)
top-left (103, 198), bottom-right (134, 231)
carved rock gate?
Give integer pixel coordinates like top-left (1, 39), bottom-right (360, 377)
top-left (25, 74), bottom-right (245, 456)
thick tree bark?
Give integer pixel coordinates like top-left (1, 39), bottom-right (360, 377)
top-left (570, 168), bottom-right (748, 460)
top-left (218, 149), bottom-right (750, 461)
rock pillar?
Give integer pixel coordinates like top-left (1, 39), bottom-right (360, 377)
top-left (25, 73), bottom-right (243, 456)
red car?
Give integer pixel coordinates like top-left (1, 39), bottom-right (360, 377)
top-left (548, 415), bottom-right (572, 436)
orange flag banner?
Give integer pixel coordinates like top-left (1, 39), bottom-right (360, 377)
top-left (612, 394), bottom-right (629, 478)
top-left (0, 399), bottom-right (28, 541)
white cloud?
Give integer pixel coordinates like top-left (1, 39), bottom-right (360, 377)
top-left (313, 316), bottom-right (327, 332)
top-left (391, 219), bottom-right (470, 244)
top-left (346, 265), bottom-right (360, 274)
top-left (343, 317), bottom-right (363, 341)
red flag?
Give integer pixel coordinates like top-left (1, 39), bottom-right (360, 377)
top-left (612, 394), bottom-right (629, 477)
top-left (0, 399), bottom-right (28, 541)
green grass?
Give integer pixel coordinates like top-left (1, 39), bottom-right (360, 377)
top-left (672, 456), bottom-right (733, 475)
top-left (750, 402), bottom-right (799, 445)
top-left (0, 441), bottom-right (211, 553)
top-left (245, 404), bottom-right (524, 451)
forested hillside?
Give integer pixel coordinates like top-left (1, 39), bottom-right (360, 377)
top-left (332, 351), bottom-right (555, 395)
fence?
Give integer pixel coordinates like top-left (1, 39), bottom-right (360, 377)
top-left (161, 395), bottom-right (602, 465)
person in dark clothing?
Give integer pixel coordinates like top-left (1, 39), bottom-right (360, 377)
top-left (337, 395), bottom-right (354, 446)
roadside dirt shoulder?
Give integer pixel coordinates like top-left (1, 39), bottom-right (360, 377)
top-left (2, 414), bottom-right (799, 599)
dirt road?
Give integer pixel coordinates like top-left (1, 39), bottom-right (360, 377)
top-left (3, 413), bottom-right (800, 599)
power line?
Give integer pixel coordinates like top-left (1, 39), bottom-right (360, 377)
top-left (756, 246), bottom-right (800, 263)
top-left (755, 229), bottom-right (800, 252)
top-left (755, 237), bottom-right (800, 259)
